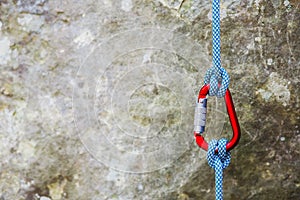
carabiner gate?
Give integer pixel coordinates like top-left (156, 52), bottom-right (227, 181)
top-left (194, 84), bottom-right (241, 152)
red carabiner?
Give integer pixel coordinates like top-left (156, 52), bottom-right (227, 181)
top-left (194, 84), bottom-right (241, 152)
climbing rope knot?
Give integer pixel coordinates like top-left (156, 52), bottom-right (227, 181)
top-left (204, 67), bottom-right (230, 98)
top-left (207, 138), bottom-right (231, 200)
top-left (203, 0), bottom-right (230, 98)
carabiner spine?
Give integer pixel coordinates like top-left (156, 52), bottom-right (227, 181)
top-left (224, 89), bottom-right (241, 151)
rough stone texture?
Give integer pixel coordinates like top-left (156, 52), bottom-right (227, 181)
top-left (0, 0), bottom-right (299, 200)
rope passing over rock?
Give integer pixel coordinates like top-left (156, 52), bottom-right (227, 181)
top-left (207, 139), bottom-right (231, 200)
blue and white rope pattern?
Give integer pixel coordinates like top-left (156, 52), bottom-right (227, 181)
top-left (204, 1), bottom-right (232, 199)
top-left (204, 0), bottom-right (230, 97)
top-left (207, 139), bottom-right (231, 200)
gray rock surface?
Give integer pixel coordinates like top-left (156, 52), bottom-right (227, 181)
top-left (0, 0), bottom-right (299, 199)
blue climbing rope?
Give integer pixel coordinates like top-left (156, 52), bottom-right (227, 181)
top-left (204, 0), bottom-right (230, 98)
top-left (205, 1), bottom-right (231, 199)
top-left (207, 139), bottom-right (231, 200)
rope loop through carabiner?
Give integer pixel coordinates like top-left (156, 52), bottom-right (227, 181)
top-left (193, 0), bottom-right (241, 199)
top-left (204, 0), bottom-right (230, 98)
top-left (207, 139), bottom-right (231, 200)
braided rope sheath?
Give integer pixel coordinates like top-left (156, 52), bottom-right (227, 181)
top-left (207, 139), bottom-right (231, 200)
top-left (204, 0), bottom-right (230, 97)
top-left (212, 0), bottom-right (221, 74)
top-left (202, 1), bottom-right (233, 199)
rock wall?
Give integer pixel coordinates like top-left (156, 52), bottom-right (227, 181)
top-left (0, 0), bottom-right (299, 199)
